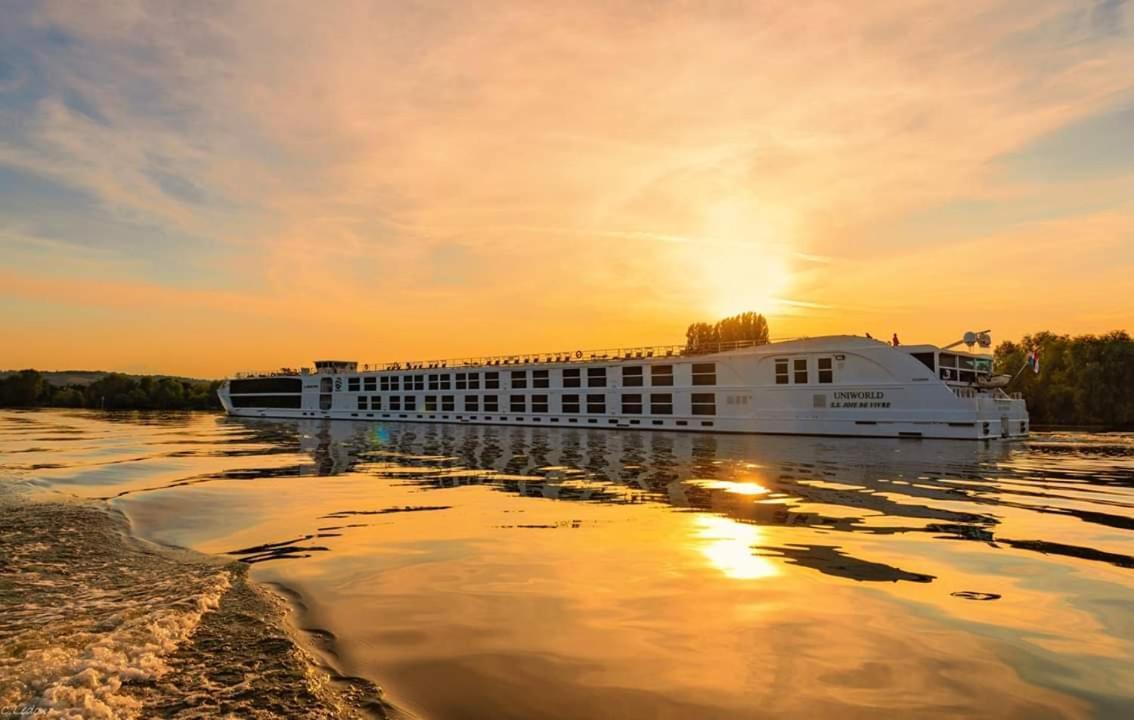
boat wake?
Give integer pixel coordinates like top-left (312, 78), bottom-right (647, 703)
top-left (0, 491), bottom-right (395, 719)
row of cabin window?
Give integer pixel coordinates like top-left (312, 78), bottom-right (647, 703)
top-left (345, 363), bottom-right (713, 393)
top-left (773, 357), bottom-right (834, 385)
top-left (355, 392), bottom-right (714, 415)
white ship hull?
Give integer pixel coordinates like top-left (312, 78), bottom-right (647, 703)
top-left (219, 336), bottom-right (1029, 441)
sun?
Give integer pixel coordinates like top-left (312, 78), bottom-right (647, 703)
top-left (686, 198), bottom-right (795, 319)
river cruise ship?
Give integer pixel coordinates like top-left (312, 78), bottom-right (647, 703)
top-left (218, 335), bottom-right (1029, 440)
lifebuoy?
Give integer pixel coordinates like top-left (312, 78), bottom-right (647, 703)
top-left (575, 350), bottom-right (583, 359)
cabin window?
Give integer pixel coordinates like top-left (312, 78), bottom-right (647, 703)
top-left (775, 359), bottom-right (789, 385)
top-left (691, 393), bottom-right (716, 415)
top-left (357, 396), bottom-right (367, 410)
top-left (485, 372), bottom-right (500, 389)
top-left (818, 357), bottom-right (833, 384)
top-left (230, 377), bottom-right (302, 394)
top-left (562, 368), bottom-right (581, 387)
top-left (911, 352), bottom-right (935, 372)
top-left (389, 376), bottom-right (400, 392)
top-left (379, 376), bottom-right (390, 391)
top-left (232, 394), bottom-right (302, 409)
top-left (464, 395), bottom-right (478, 411)
top-left (562, 394), bottom-right (580, 413)
top-left (371, 395), bottom-right (381, 410)
top-left (692, 363), bottom-right (716, 386)
top-left (650, 393), bottom-right (673, 415)
top-left (622, 366), bottom-right (643, 387)
top-left (404, 395), bottom-right (417, 411)
top-left (428, 374), bottom-right (439, 390)
top-left (651, 365), bottom-right (674, 386)
top-left (439, 374), bottom-right (451, 390)
top-left (531, 394), bottom-right (549, 413)
top-left (467, 372), bottom-right (480, 390)
top-left (793, 359), bottom-right (808, 384)
top-left (511, 370), bottom-right (528, 389)
top-left (425, 396), bottom-right (438, 411)
top-left (389, 396), bottom-right (401, 411)
top-left (621, 394), bottom-right (643, 414)
top-left (588, 367), bottom-right (607, 387)
top-left (533, 370), bottom-right (550, 388)
top-left (455, 373), bottom-right (467, 390)
top-left (587, 394), bottom-right (606, 414)
top-left (939, 354), bottom-right (958, 368)
top-left (414, 375), bottom-right (425, 391)
top-left (363, 377), bottom-right (377, 392)
top-left (347, 377), bottom-right (360, 392)
top-left (510, 395), bottom-right (526, 412)
top-left (959, 356), bottom-right (976, 371)
top-left (484, 395), bottom-right (499, 412)
top-left (442, 395), bottom-right (454, 411)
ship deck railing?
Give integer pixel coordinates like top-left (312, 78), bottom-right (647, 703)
top-left (233, 338), bottom-right (791, 378)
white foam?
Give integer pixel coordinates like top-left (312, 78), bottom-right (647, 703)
top-left (13, 571), bottom-right (231, 719)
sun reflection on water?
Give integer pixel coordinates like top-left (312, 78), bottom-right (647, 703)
top-left (693, 515), bottom-right (778, 580)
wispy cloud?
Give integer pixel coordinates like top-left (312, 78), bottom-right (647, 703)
top-left (0, 0), bottom-right (1132, 372)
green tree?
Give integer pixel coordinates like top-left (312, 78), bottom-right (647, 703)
top-left (686, 312), bottom-right (770, 353)
top-left (0, 369), bottom-right (45, 406)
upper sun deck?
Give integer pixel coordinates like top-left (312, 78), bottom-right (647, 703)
top-left (232, 334), bottom-right (998, 379)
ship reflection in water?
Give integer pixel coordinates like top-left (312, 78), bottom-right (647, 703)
top-left (5, 411), bottom-right (1134, 719)
top-left (203, 417), bottom-right (1134, 719)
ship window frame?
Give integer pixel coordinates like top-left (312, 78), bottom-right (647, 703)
top-left (348, 377), bottom-right (360, 392)
top-left (464, 395), bottom-right (479, 412)
top-left (532, 370), bottom-right (550, 388)
top-left (775, 359), bottom-right (789, 385)
top-left (818, 357), bottom-right (833, 384)
top-left (441, 395), bottom-right (454, 411)
top-left (586, 393), bottom-right (606, 414)
top-left (562, 368), bottom-right (581, 387)
top-left (691, 363), bottom-right (717, 386)
top-left (531, 394), bottom-right (549, 413)
top-left (650, 392), bottom-right (673, 415)
top-left (691, 392), bottom-right (716, 416)
top-left (650, 365), bottom-right (674, 386)
top-left (621, 393), bottom-right (643, 414)
top-left (561, 394), bottom-right (580, 413)
top-left (587, 367), bottom-right (607, 387)
top-left (483, 395), bottom-right (499, 412)
top-left (371, 395), bottom-right (381, 410)
top-left (467, 372), bottom-right (480, 390)
top-left (389, 396), bottom-right (401, 411)
top-left (404, 395), bottom-right (417, 411)
top-left (363, 377), bottom-right (377, 392)
top-left (425, 395), bottom-right (438, 411)
top-left (793, 358), bottom-right (808, 384)
top-left (510, 394), bottom-right (526, 413)
top-left (455, 372), bottom-right (467, 390)
top-left (485, 372), bottom-right (500, 389)
top-left (622, 366), bottom-right (644, 387)
top-left (511, 370), bottom-right (528, 389)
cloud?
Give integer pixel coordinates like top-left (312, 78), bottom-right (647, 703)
top-left (0, 0), bottom-right (1132, 372)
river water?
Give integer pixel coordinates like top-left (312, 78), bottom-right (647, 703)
top-left (2, 409), bottom-right (1133, 719)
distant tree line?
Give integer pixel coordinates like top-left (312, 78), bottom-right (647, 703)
top-left (0, 370), bottom-right (222, 410)
top-left (995, 331), bottom-right (1134, 427)
top-left (686, 312), bottom-right (771, 353)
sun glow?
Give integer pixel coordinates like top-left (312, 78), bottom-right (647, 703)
top-left (688, 199), bottom-right (796, 319)
top-left (693, 515), bottom-right (778, 581)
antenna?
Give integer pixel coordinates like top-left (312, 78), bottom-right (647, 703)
top-left (942, 330), bottom-right (992, 350)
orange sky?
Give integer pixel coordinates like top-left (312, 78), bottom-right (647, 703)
top-left (1, 1), bottom-right (1132, 377)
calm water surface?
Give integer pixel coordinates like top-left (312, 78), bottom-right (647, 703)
top-left (2, 409), bottom-right (1134, 719)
